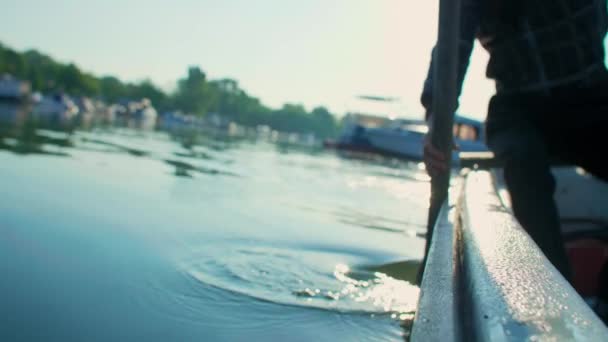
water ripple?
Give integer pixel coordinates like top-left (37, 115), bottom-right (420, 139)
top-left (177, 241), bottom-right (419, 319)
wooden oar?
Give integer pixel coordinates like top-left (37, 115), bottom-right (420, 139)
top-left (418, 0), bottom-right (461, 283)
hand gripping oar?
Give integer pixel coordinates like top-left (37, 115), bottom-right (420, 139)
top-left (417, 0), bottom-right (461, 284)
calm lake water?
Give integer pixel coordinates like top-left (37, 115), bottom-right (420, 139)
top-left (0, 107), bottom-right (430, 341)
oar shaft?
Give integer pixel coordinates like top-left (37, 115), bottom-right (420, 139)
top-left (429, 0), bottom-right (461, 228)
top-left (420, 0), bottom-right (461, 282)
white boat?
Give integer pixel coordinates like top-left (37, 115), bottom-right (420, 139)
top-left (358, 119), bottom-right (427, 159)
top-left (0, 74), bottom-right (31, 101)
top-left (74, 96), bottom-right (95, 114)
top-left (326, 113), bottom-right (488, 161)
top-left (33, 93), bottom-right (79, 120)
top-left (131, 98), bottom-right (157, 121)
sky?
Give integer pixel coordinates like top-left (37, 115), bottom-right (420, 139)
top-left (1, 0), bottom-right (598, 121)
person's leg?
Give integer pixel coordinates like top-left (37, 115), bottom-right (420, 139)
top-left (487, 96), bottom-right (572, 281)
top-left (552, 82), bottom-right (608, 182)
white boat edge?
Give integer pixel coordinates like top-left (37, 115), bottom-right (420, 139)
top-left (411, 168), bottom-right (608, 341)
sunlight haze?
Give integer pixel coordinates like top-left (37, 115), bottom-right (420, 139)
top-left (0, 0), bottom-right (535, 121)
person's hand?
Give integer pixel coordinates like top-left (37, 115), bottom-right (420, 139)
top-left (423, 112), bottom-right (455, 177)
top-left (423, 134), bottom-right (449, 177)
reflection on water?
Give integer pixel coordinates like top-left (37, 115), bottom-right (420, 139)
top-left (0, 103), bottom-right (429, 341)
top-left (182, 242), bottom-right (419, 315)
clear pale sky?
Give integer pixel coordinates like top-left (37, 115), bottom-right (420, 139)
top-left (1, 1), bottom-right (606, 120)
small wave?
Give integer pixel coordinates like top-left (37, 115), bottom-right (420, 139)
top-left (178, 242), bottom-right (419, 319)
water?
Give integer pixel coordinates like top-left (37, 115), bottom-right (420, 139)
top-left (0, 108), bottom-right (430, 341)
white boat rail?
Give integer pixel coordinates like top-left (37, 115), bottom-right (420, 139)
top-left (411, 169), bottom-right (608, 341)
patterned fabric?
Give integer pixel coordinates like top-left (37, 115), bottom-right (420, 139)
top-left (421, 0), bottom-right (608, 113)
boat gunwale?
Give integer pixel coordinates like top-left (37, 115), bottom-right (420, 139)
top-left (412, 169), bottom-right (608, 341)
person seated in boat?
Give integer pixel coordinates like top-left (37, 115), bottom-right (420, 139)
top-left (422, 0), bottom-right (608, 281)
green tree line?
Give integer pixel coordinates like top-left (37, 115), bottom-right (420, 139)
top-left (0, 41), bottom-right (338, 138)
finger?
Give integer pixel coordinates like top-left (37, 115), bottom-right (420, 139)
top-left (427, 165), bottom-right (446, 178)
top-left (424, 151), bottom-right (448, 170)
top-left (424, 144), bottom-right (446, 161)
top-left (427, 164), bottom-right (447, 174)
top-left (425, 159), bottom-right (449, 174)
top-left (425, 163), bottom-right (438, 177)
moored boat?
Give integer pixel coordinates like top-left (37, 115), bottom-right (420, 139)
top-left (0, 74), bottom-right (31, 102)
top-left (325, 113), bottom-right (488, 161)
top-left (32, 93), bottom-right (79, 120)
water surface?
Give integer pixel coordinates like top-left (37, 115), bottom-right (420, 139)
top-left (0, 109), bottom-right (430, 341)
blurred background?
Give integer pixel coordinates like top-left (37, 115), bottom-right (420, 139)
top-left (0, 0), bottom-right (496, 122)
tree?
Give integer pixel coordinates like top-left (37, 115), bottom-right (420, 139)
top-left (173, 66), bottom-right (217, 116)
top-left (99, 76), bottom-right (127, 102)
top-left (311, 106), bottom-right (338, 138)
top-left (0, 41), bottom-right (341, 138)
